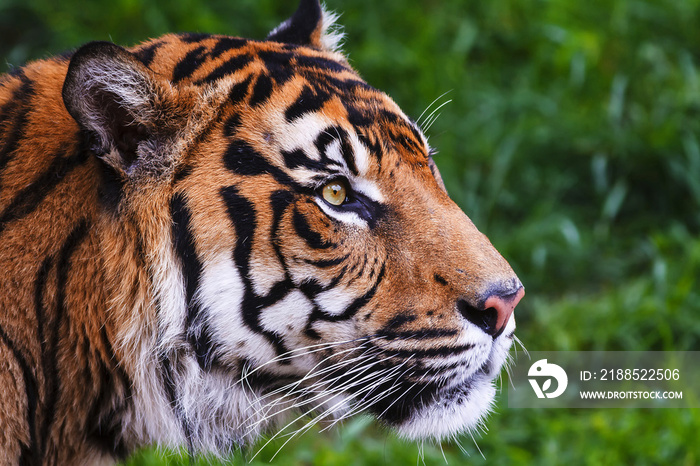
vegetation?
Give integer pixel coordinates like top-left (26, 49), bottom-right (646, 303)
top-left (2, 0), bottom-right (698, 463)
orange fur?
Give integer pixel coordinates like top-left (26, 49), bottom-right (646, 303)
top-left (0, 5), bottom-right (522, 464)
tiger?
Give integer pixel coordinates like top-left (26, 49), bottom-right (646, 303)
top-left (0, 0), bottom-right (524, 464)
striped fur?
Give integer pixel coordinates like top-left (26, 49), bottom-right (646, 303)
top-left (0, 1), bottom-right (523, 464)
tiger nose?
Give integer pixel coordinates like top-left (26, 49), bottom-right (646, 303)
top-left (457, 285), bottom-right (524, 338)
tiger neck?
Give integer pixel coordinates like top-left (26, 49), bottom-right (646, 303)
top-left (0, 60), bottom-right (140, 464)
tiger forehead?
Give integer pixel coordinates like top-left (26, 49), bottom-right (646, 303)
top-left (132, 33), bottom-right (430, 169)
top-left (132, 33), bottom-right (356, 86)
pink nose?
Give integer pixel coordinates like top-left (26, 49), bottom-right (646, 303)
top-left (484, 286), bottom-right (524, 337)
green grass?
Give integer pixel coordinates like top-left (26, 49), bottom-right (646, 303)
top-left (3, 0), bottom-right (699, 463)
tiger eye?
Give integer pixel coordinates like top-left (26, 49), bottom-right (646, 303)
top-left (322, 180), bottom-right (347, 206)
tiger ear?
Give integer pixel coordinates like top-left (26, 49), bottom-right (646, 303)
top-left (267, 0), bottom-right (344, 52)
top-left (62, 41), bottom-right (182, 175)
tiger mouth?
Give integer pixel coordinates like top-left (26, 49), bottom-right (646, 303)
top-left (329, 345), bottom-right (502, 428)
top-left (244, 334), bottom-right (511, 440)
top-left (361, 337), bottom-right (512, 439)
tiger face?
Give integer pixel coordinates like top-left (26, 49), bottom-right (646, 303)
top-left (0, 0), bottom-right (522, 462)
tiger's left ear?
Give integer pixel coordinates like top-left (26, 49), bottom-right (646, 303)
top-left (267, 0), bottom-right (344, 52)
top-left (62, 41), bottom-right (217, 179)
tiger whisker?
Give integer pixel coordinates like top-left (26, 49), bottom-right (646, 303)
top-left (236, 337), bottom-right (383, 408)
top-left (468, 429), bottom-right (486, 461)
top-left (265, 364), bottom-right (411, 461)
top-left (243, 355), bottom-right (390, 432)
top-left (422, 99), bottom-right (452, 132)
top-left (321, 377), bottom-right (402, 431)
top-left (321, 357), bottom-right (415, 428)
top-left (438, 440), bottom-right (449, 465)
top-left (251, 367), bottom-right (393, 462)
top-left (513, 335), bottom-right (528, 357)
top-left (240, 344), bottom-right (386, 430)
top-left (247, 353), bottom-right (393, 422)
top-left (247, 342), bottom-right (382, 402)
top-left (238, 336), bottom-right (374, 382)
top-left (416, 90), bottom-right (453, 127)
top-left (240, 355), bottom-right (368, 430)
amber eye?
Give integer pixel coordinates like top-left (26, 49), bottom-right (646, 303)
top-left (321, 179), bottom-right (348, 206)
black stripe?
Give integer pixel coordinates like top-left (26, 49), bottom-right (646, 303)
top-left (343, 101), bottom-right (374, 128)
top-left (303, 255), bottom-right (349, 268)
top-left (223, 140), bottom-right (273, 176)
top-left (433, 274), bottom-right (448, 286)
top-left (269, 189), bottom-right (295, 270)
top-left (172, 164), bottom-right (193, 185)
top-left (170, 192), bottom-right (214, 370)
top-left (196, 53), bottom-right (253, 85)
top-left (383, 313), bottom-right (416, 330)
top-left (367, 377), bottom-right (439, 426)
top-left (228, 74), bottom-right (253, 107)
top-left (345, 255), bottom-right (368, 288)
top-left (160, 352), bottom-right (194, 451)
top-left (223, 114), bottom-right (242, 141)
top-left (249, 74), bottom-right (274, 107)
top-left (172, 46), bottom-right (208, 83)
top-left (86, 327), bottom-right (131, 459)
top-left (210, 37), bottom-right (248, 59)
top-left (33, 255), bottom-right (53, 462)
top-left (312, 127), bottom-right (349, 172)
top-left (305, 262), bottom-right (386, 339)
top-left (339, 132), bottom-right (358, 176)
top-left (221, 186), bottom-right (291, 356)
top-left (292, 208), bottom-right (336, 250)
top-left (335, 262), bottom-right (385, 320)
top-left (223, 139), bottom-right (299, 187)
top-left (295, 55), bottom-right (349, 73)
top-left (34, 256), bottom-right (53, 363)
top-left (280, 148), bottom-right (334, 172)
top-left (132, 41), bottom-right (163, 67)
top-left (39, 220), bottom-right (89, 458)
top-left (179, 32), bottom-right (212, 43)
top-left (0, 73), bottom-right (35, 187)
top-left (96, 156), bottom-right (125, 209)
top-left (0, 323), bottom-right (39, 465)
top-left (285, 85), bottom-right (330, 122)
top-left (258, 50), bottom-right (295, 86)
top-left (356, 131), bottom-right (384, 163)
top-left (319, 355), bottom-right (438, 426)
top-left (370, 342), bottom-right (475, 359)
top-left (0, 146), bottom-right (88, 236)
top-left (378, 329), bottom-right (460, 341)
top-left (321, 74), bottom-right (365, 91)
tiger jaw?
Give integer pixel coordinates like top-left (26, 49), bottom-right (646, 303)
top-left (393, 323), bottom-right (516, 440)
top-left (242, 312), bottom-right (516, 442)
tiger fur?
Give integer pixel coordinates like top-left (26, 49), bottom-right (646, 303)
top-left (0, 0), bottom-right (524, 464)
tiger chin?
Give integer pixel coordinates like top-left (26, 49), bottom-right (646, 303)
top-left (0, 0), bottom-right (523, 464)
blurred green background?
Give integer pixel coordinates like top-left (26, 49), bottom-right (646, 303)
top-left (2, 0), bottom-right (699, 464)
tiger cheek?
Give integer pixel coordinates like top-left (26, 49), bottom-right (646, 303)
top-left (284, 200), bottom-right (341, 258)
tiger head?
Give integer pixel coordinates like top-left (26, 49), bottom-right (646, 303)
top-left (62, 0), bottom-right (523, 453)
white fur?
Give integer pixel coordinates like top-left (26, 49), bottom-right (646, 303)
top-left (314, 199), bottom-right (367, 227)
top-left (313, 286), bottom-right (359, 316)
top-left (259, 290), bottom-right (314, 336)
top-left (397, 374), bottom-right (496, 442)
top-left (319, 5), bottom-right (346, 52)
